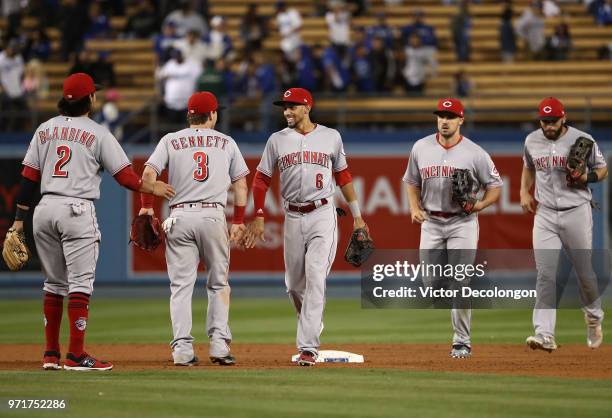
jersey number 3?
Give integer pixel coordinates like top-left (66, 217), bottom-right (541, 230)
top-left (53, 145), bottom-right (71, 177)
top-left (193, 151), bottom-right (209, 182)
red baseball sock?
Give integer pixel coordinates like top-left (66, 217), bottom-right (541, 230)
top-left (67, 292), bottom-right (90, 357)
top-left (43, 292), bottom-right (64, 353)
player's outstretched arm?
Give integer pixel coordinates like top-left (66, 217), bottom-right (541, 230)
top-left (406, 184), bottom-right (427, 224)
top-left (229, 177), bottom-right (248, 245)
top-left (243, 171), bottom-right (270, 248)
top-left (138, 166), bottom-right (161, 216)
top-left (520, 166), bottom-right (536, 214)
top-left (114, 165), bottom-right (175, 199)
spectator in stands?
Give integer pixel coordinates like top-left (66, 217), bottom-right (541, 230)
top-left (173, 29), bottom-right (208, 64)
top-left (0, 39), bottom-right (26, 131)
top-left (84, 2), bottom-right (111, 40)
top-left (204, 16), bottom-right (233, 61)
top-left (451, 0), bottom-right (472, 62)
top-left (156, 48), bottom-right (202, 124)
top-left (197, 59), bottom-right (226, 98)
top-left (326, 0), bottom-right (352, 62)
top-left (321, 44), bottom-right (350, 91)
top-left (2, 0), bottom-right (25, 39)
top-left (499, 0), bottom-right (517, 63)
top-left (546, 21), bottom-right (572, 60)
top-left (294, 45), bottom-right (318, 91)
top-left (90, 51), bottom-right (116, 88)
top-left (401, 10), bottom-right (438, 71)
top-left (597, 42), bottom-right (612, 59)
top-left (542, 0), bottom-right (561, 18)
top-left (275, 1), bottom-right (303, 62)
top-left (22, 59), bottom-right (49, 101)
top-left (59, 0), bottom-right (88, 60)
top-left (163, 0), bottom-right (208, 38)
top-left (310, 44), bottom-right (327, 91)
top-left (351, 42), bottom-right (374, 93)
top-left (347, 0), bottom-right (367, 16)
top-left (367, 12), bottom-right (395, 49)
top-left (240, 4), bottom-right (269, 53)
top-left (154, 21), bottom-right (180, 65)
top-left (516, 0), bottom-right (546, 59)
top-left (402, 33), bottom-right (436, 95)
top-left (24, 28), bottom-right (52, 62)
top-left (452, 69), bottom-right (474, 97)
top-left (597, 0), bottom-right (612, 25)
top-left (96, 90), bottom-right (123, 141)
top-left (370, 35), bottom-right (396, 92)
top-left (254, 51), bottom-right (277, 132)
top-left (69, 50), bottom-right (94, 76)
top-left (125, 0), bottom-right (159, 39)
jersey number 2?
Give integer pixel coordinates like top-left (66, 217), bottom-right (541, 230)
top-left (193, 152), bottom-right (209, 182)
top-left (53, 145), bottom-right (71, 177)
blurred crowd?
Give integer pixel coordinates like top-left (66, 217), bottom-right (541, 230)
top-left (1, 0), bottom-right (612, 132)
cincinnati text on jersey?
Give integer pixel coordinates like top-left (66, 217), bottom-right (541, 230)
top-left (37, 127), bottom-right (96, 148)
top-left (277, 151), bottom-right (331, 172)
top-left (532, 155), bottom-right (568, 170)
top-left (169, 135), bottom-right (229, 151)
top-left (419, 165), bottom-right (462, 180)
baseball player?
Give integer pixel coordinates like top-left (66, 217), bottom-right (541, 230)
top-left (522, 97), bottom-right (608, 351)
top-left (243, 87), bottom-right (367, 366)
top-left (139, 91), bottom-right (249, 366)
top-left (8, 73), bottom-right (174, 371)
top-left (403, 98), bottom-right (503, 358)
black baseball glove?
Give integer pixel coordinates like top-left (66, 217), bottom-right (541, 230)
top-left (344, 227), bottom-right (374, 268)
top-left (129, 214), bottom-right (163, 251)
top-left (566, 136), bottom-right (594, 186)
top-left (451, 168), bottom-right (478, 214)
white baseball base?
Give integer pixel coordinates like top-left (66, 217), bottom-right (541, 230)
top-left (292, 350), bottom-right (364, 363)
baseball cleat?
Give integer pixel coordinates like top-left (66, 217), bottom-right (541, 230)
top-left (526, 335), bottom-right (558, 352)
top-left (42, 350), bottom-right (61, 371)
top-left (297, 350), bottom-right (317, 366)
top-left (449, 344), bottom-right (471, 358)
top-left (209, 355), bottom-right (236, 366)
top-left (174, 356), bottom-right (200, 366)
top-left (64, 352), bottom-right (113, 371)
top-left (586, 321), bottom-right (603, 349)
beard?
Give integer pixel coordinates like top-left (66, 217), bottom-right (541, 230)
top-left (541, 125), bottom-right (563, 140)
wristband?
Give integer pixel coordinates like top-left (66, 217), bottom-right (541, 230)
top-left (587, 172), bottom-right (598, 183)
top-left (233, 205), bottom-right (246, 224)
top-left (15, 206), bottom-right (29, 221)
top-left (348, 200), bottom-right (361, 218)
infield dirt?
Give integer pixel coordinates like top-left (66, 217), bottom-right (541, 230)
top-left (2, 343), bottom-right (611, 379)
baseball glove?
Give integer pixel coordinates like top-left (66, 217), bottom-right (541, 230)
top-left (129, 214), bottom-right (163, 251)
top-left (566, 136), bottom-right (594, 185)
top-left (451, 169), bottom-right (478, 214)
top-left (344, 227), bottom-right (375, 268)
top-left (2, 227), bottom-right (31, 271)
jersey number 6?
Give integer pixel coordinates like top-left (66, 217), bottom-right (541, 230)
top-left (193, 151), bottom-right (209, 182)
top-left (53, 145), bottom-right (72, 177)
top-left (315, 173), bottom-right (323, 190)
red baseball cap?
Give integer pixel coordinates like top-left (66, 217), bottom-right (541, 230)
top-left (188, 91), bottom-right (222, 114)
top-left (434, 98), bottom-right (464, 118)
top-left (538, 97), bottom-right (565, 120)
top-left (273, 88), bottom-right (314, 108)
top-left (63, 73), bottom-right (102, 100)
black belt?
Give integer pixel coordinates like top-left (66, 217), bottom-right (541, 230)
top-left (170, 201), bottom-right (224, 210)
top-left (287, 198), bottom-right (328, 213)
top-left (428, 211), bottom-right (460, 218)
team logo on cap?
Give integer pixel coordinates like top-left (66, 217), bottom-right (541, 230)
top-left (443, 101), bottom-right (453, 108)
top-left (543, 106), bottom-right (552, 113)
top-left (284, 90), bottom-right (291, 97)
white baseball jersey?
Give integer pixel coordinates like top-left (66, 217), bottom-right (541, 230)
top-left (146, 127), bottom-right (249, 206)
top-left (23, 115), bottom-right (131, 200)
top-left (523, 126), bottom-right (606, 210)
top-left (403, 134), bottom-right (503, 213)
top-left (257, 124), bottom-right (347, 203)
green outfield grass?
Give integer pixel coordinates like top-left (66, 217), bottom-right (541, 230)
top-left (1, 369), bottom-right (611, 418)
top-left (0, 298), bottom-right (610, 418)
top-left (0, 298), bottom-right (604, 345)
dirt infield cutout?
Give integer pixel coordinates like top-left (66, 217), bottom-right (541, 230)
top-left (2, 344), bottom-right (611, 379)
